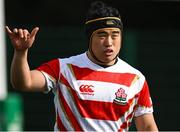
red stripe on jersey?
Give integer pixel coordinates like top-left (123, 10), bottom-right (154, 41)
top-left (56, 110), bottom-right (67, 131)
top-left (126, 103), bottom-right (138, 121)
top-left (60, 74), bottom-right (135, 121)
top-left (70, 64), bottom-right (136, 87)
top-left (36, 59), bottom-right (60, 81)
top-left (126, 112), bottom-right (134, 121)
top-left (74, 97), bottom-right (133, 121)
top-left (58, 88), bottom-right (83, 131)
top-left (137, 81), bottom-right (152, 107)
top-left (60, 73), bottom-right (71, 88)
top-left (119, 122), bottom-right (131, 131)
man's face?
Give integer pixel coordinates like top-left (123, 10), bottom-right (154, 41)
top-left (90, 28), bottom-right (122, 65)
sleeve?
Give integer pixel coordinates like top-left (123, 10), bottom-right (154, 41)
top-left (134, 80), bottom-right (154, 117)
top-left (36, 59), bottom-right (60, 93)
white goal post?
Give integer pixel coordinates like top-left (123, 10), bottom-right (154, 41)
top-left (0, 0), bottom-right (7, 100)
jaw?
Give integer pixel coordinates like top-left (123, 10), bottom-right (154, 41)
top-left (87, 50), bottom-right (117, 66)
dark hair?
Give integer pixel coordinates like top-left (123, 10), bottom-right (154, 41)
top-left (85, 1), bottom-right (121, 22)
top-left (85, 1), bottom-right (123, 39)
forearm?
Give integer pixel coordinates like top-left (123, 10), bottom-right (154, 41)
top-left (136, 123), bottom-right (158, 131)
top-left (135, 114), bottom-right (158, 131)
top-left (11, 50), bottom-right (32, 90)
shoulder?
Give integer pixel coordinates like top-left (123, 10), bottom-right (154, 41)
top-left (60, 52), bottom-right (86, 65)
top-left (116, 58), bottom-right (145, 77)
top-left (116, 58), bottom-right (147, 88)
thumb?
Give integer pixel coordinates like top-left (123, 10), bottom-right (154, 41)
top-left (30, 27), bottom-right (39, 39)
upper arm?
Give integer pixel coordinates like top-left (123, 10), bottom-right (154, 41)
top-left (134, 79), bottom-right (158, 131)
top-left (29, 69), bottom-right (57, 93)
top-left (33, 59), bottom-right (60, 92)
top-left (134, 113), bottom-right (158, 131)
top-left (26, 70), bottom-right (47, 92)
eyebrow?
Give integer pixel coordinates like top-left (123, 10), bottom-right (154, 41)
top-left (112, 31), bottom-right (120, 34)
top-left (96, 30), bottom-right (120, 35)
top-left (97, 31), bottom-right (107, 34)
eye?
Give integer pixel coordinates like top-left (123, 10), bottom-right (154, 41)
top-left (112, 33), bottom-right (119, 38)
top-left (96, 31), bottom-right (108, 38)
top-left (98, 33), bottom-right (107, 38)
top-left (99, 35), bottom-right (106, 38)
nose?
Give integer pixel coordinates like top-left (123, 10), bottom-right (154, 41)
top-left (105, 36), bottom-right (113, 47)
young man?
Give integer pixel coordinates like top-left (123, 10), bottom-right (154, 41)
top-left (6, 1), bottom-right (158, 131)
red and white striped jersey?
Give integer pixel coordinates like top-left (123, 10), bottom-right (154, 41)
top-left (37, 52), bottom-right (153, 131)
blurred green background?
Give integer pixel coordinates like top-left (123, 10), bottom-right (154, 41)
top-left (2, 0), bottom-right (180, 130)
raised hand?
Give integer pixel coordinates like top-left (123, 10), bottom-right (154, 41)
top-left (5, 26), bottom-right (39, 51)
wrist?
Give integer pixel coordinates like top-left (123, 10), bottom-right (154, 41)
top-left (14, 49), bottom-right (28, 58)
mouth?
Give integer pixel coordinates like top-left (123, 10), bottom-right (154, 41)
top-left (104, 49), bottom-right (113, 56)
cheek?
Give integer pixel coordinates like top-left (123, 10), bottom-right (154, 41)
top-left (92, 43), bottom-right (101, 54)
top-left (115, 39), bottom-right (121, 49)
top-left (91, 40), bottom-right (103, 51)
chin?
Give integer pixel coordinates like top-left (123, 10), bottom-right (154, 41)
top-left (102, 58), bottom-right (115, 64)
top-left (105, 55), bottom-right (116, 61)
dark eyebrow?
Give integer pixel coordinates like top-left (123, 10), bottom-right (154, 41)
top-left (97, 31), bottom-right (107, 34)
top-left (112, 31), bottom-right (120, 34)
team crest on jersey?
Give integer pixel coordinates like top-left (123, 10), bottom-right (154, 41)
top-left (113, 88), bottom-right (127, 105)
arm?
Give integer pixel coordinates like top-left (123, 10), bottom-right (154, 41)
top-left (134, 113), bottom-right (158, 131)
top-left (6, 26), bottom-right (46, 92)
